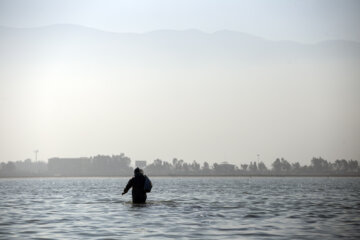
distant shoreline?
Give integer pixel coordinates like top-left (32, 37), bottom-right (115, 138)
top-left (2, 156), bottom-right (358, 179)
top-left (1, 175), bottom-right (359, 179)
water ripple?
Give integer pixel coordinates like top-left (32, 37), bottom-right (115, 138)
top-left (0, 177), bottom-right (359, 239)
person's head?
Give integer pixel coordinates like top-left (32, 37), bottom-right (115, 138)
top-left (134, 167), bottom-right (143, 175)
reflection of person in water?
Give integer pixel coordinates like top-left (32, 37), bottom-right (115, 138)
top-left (122, 168), bottom-right (152, 203)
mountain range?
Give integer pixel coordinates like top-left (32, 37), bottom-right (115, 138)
top-left (0, 24), bottom-right (359, 164)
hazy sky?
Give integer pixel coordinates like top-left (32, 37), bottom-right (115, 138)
top-left (0, 0), bottom-right (360, 43)
top-left (0, 0), bottom-right (359, 166)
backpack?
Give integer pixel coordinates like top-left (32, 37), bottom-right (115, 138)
top-left (144, 175), bottom-right (152, 193)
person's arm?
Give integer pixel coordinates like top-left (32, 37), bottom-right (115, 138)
top-left (122, 178), bottom-right (133, 195)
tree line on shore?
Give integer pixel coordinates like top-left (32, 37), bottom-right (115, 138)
top-left (0, 155), bottom-right (359, 177)
top-left (145, 157), bottom-right (359, 176)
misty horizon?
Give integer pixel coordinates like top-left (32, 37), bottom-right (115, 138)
top-left (1, 152), bottom-right (358, 178)
top-left (1, 24), bottom-right (360, 44)
top-left (1, 24), bottom-right (359, 166)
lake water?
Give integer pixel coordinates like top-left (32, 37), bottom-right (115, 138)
top-left (0, 177), bottom-right (359, 239)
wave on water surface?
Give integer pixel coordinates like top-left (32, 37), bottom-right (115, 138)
top-left (0, 177), bottom-right (359, 240)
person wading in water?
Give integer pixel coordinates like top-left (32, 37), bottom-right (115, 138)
top-left (122, 168), bottom-right (152, 203)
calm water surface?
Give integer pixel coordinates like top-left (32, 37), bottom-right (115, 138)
top-left (0, 177), bottom-right (359, 239)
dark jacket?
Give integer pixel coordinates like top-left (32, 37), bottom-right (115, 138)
top-left (123, 172), bottom-right (147, 203)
